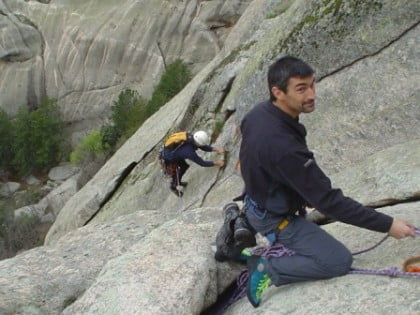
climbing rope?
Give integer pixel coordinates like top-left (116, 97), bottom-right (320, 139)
top-left (350, 227), bottom-right (420, 277)
top-left (350, 234), bottom-right (389, 255)
top-left (225, 227), bottom-right (420, 310)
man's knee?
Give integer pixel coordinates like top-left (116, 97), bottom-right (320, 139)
top-left (320, 246), bottom-right (353, 277)
top-left (334, 250), bottom-right (352, 276)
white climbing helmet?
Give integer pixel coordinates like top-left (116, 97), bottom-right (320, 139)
top-left (193, 130), bottom-right (210, 146)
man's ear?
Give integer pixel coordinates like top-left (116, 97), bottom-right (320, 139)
top-left (271, 86), bottom-right (286, 101)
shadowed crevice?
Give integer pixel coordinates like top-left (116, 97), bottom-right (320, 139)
top-left (367, 194), bottom-right (420, 209)
top-left (83, 162), bottom-right (138, 225)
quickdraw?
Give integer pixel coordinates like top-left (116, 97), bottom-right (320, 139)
top-left (402, 255), bottom-right (420, 273)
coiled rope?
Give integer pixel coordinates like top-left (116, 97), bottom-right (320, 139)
top-left (225, 227), bottom-right (420, 310)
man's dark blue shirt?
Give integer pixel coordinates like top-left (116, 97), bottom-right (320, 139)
top-left (163, 139), bottom-right (214, 167)
top-left (240, 100), bottom-right (393, 234)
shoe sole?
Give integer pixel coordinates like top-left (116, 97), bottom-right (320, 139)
top-left (170, 189), bottom-right (183, 197)
top-left (246, 255), bottom-right (263, 308)
top-left (234, 228), bottom-right (256, 247)
top-left (223, 203), bottom-right (240, 214)
top-left (247, 287), bottom-right (260, 308)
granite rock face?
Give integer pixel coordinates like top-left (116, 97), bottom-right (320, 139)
top-left (0, 0), bottom-right (252, 143)
top-left (0, 210), bottom-right (165, 314)
top-left (0, 0), bottom-right (419, 314)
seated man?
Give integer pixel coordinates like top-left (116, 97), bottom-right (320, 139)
top-left (240, 56), bottom-right (415, 307)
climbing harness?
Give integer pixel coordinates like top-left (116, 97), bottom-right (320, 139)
top-left (158, 147), bottom-right (182, 196)
top-left (224, 226), bottom-right (420, 310)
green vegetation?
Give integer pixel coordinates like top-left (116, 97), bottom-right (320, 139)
top-left (0, 60), bottom-right (191, 171)
top-left (12, 98), bottom-right (64, 175)
top-left (0, 110), bottom-right (13, 170)
top-left (72, 59), bottom-right (192, 165)
top-left (212, 119), bottom-right (224, 142)
top-left (0, 98), bottom-right (64, 258)
top-left (0, 99), bottom-right (64, 258)
top-left (0, 98), bottom-right (64, 176)
top-left (70, 130), bottom-right (108, 165)
top-left (276, 0), bottom-right (383, 56)
top-left (146, 59), bottom-right (191, 116)
top-left (101, 89), bottom-right (147, 149)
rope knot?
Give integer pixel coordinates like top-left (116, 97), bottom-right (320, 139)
top-left (387, 267), bottom-right (400, 277)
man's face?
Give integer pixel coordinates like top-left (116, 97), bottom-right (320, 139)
top-left (272, 75), bottom-right (316, 118)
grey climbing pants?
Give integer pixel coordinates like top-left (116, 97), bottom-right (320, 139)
top-left (247, 215), bottom-right (353, 286)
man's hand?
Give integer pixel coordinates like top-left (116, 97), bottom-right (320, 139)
top-left (213, 147), bottom-right (225, 154)
top-left (388, 218), bottom-right (416, 239)
top-left (213, 159), bottom-right (225, 167)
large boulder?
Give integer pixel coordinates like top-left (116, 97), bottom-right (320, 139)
top-left (62, 207), bottom-right (223, 314)
top-left (0, 210), bottom-right (165, 314)
top-left (47, 164), bottom-right (80, 182)
top-left (0, 182), bottom-right (21, 198)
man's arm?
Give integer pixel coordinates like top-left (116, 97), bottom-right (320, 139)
top-left (187, 151), bottom-right (214, 167)
top-left (199, 145), bottom-right (224, 154)
top-left (199, 144), bottom-right (214, 152)
top-left (274, 148), bottom-right (395, 233)
top-left (185, 148), bottom-right (225, 168)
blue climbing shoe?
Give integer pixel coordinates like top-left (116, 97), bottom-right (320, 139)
top-left (247, 255), bottom-right (271, 308)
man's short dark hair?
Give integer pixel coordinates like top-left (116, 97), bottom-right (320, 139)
top-left (268, 56), bottom-right (314, 101)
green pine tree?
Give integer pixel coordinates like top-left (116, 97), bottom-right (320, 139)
top-left (12, 98), bottom-right (64, 175)
top-left (0, 110), bottom-right (13, 170)
top-left (146, 59), bottom-right (191, 115)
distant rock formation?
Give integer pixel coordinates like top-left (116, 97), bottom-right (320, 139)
top-left (0, 0), bottom-right (252, 143)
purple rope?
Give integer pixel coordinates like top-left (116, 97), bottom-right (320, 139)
top-left (228, 244), bottom-right (295, 305)
top-left (349, 267), bottom-right (420, 278)
top-left (225, 227), bottom-right (420, 309)
top-left (226, 244), bottom-right (296, 307)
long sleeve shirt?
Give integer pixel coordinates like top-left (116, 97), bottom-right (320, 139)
top-left (164, 139), bottom-right (214, 167)
top-left (240, 100), bottom-right (393, 233)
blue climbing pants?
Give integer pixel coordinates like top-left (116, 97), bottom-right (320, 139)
top-left (247, 214), bottom-right (353, 286)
